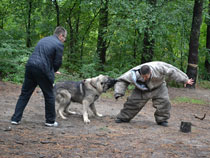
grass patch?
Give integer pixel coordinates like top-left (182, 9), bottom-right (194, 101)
top-left (99, 126), bottom-right (109, 131)
top-left (172, 97), bottom-right (206, 105)
top-left (101, 90), bottom-right (115, 99)
top-left (198, 80), bottom-right (210, 89)
top-left (101, 86), bottom-right (134, 99)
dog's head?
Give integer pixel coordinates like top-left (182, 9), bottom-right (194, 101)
top-left (88, 75), bottom-right (117, 93)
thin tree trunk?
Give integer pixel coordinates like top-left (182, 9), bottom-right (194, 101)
top-left (205, 0), bottom-right (210, 78)
top-left (66, 2), bottom-right (77, 63)
top-left (141, 28), bottom-right (155, 63)
top-left (54, 0), bottom-right (60, 26)
top-left (205, 25), bottom-right (210, 74)
top-left (186, 0), bottom-right (203, 88)
top-left (0, 18), bottom-right (3, 29)
top-left (80, 9), bottom-right (100, 60)
top-left (26, 0), bottom-right (32, 48)
top-left (133, 29), bottom-right (138, 59)
top-left (141, 0), bottom-right (156, 64)
top-left (96, 0), bottom-right (109, 68)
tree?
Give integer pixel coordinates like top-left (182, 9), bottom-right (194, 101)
top-left (141, 0), bottom-right (157, 64)
top-left (96, 0), bottom-right (109, 68)
top-left (0, 0), bottom-right (10, 29)
top-left (186, 0), bottom-right (204, 88)
top-left (53, 0), bottom-right (60, 26)
top-left (26, 0), bottom-right (32, 47)
top-left (205, 0), bottom-right (210, 78)
top-left (65, 0), bottom-right (80, 62)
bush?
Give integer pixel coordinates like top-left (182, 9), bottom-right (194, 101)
top-left (0, 37), bottom-right (33, 83)
top-left (198, 80), bottom-right (210, 89)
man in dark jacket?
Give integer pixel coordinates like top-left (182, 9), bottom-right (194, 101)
top-left (11, 26), bottom-right (67, 127)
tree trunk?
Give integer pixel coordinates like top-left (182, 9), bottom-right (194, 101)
top-left (133, 29), bottom-right (139, 59)
top-left (26, 0), bottom-right (32, 48)
top-left (54, 0), bottom-right (60, 26)
top-left (96, 0), bottom-right (109, 68)
top-left (141, 0), bottom-right (156, 64)
top-left (205, 25), bottom-right (210, 74)
top-left (186, 0), bottom-right (203, 88)
top-left (80, 9), bottom-right (99, 60)
top-left (141, 28), bottom-right (155, 63)
top-left (66, 2), bottom-right (77, 63)
top-left (0, 18), bottom-right (3, 29)
top-left (205, 0), bottom-right (210, 78)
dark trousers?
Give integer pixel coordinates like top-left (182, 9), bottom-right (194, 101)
top-left (11, 66), bottom-right (56, 123)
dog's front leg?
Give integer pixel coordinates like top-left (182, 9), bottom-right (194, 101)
top-left (90, 103), bottom-right (103, 117)
top-left (82, 100), bottom-right (90, 123)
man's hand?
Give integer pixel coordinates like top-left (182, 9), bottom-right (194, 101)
top-left (55, 71), bottom-right (61, 74)
top-left (184, 78), bottom-right (194, 87)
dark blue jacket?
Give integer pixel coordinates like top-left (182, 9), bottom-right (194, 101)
top-left (26, 35), bottom-right (64, 84)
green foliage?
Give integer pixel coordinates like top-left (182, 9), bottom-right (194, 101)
top-left (198, 80), bottom-right (210, 89)
top-left (54, 68), bottom-right (81, 83)
top-left (80, 63), bottom-right (99, 78)
top-left (0, 30), bottom-right (32, 83)
top-left (167, 80), bottom-right (183, 88)
top-left (0, 0), bottom-right (209, 85)
top-left (172, 97), bottom-right (206, 105)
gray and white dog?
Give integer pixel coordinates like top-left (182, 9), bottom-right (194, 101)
top-left (54, 75), bottom-right (116, 123)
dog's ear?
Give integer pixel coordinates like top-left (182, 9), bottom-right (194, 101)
top-left (83, 78), bottom-right (92, 85)
top-left (91, 76), bottom-right (99, 86)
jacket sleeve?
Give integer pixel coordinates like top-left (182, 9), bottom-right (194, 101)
top-left (53, 44), bottom-right (64, 72)
top-left (114, 80), bottom-right (129, 97)
top-left (114, 69), bottom-right (137, 97)
top-left (161, 63), bottom-right (189, 84)
top-left (114, 65), bottom-right (145, 97)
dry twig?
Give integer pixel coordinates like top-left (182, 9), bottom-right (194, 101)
top-left (194, 113), bottom-right (206, 120)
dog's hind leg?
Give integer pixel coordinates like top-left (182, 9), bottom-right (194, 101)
top-left (65, 103), bottom-right (77, 115)
top-left (64, 99), bottom-right (77, 115)
top-left (56, 89), bottom-right (71, 119)
top-left (56, 102), bottom-right (67, 119)
top-left (67, 110), bottom-right (77, 115)
top-left (90, 103), bottom-right (103, 117)
top-left (58, 108), bottom-right (67, 119)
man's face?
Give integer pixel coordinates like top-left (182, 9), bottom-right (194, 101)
top-left (59, 33), bottom-right (67, 43)
top-left (141, 73), bottom-right (151, 82)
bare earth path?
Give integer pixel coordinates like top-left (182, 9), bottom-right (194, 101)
top-left (0, 81), bottom-right (210, 158)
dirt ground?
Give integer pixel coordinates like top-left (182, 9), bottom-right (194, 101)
top-left (0, 81), bottom-right (210, 158)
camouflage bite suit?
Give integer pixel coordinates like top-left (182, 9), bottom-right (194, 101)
top-left (114, 61), bottom-right (189, 124)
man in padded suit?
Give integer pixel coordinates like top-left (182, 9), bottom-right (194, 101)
top-left (114, 61), bottom-right (194, 127)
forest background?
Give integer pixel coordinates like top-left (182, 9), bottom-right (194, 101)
top-left (0, 0), bottom-right (209, 89)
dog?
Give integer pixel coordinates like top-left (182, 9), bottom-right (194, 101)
top-left (54, 75), bottom-right (116, 123)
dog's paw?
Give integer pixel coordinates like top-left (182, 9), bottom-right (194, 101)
top-left (58, 111), bottom-right (67, 119)
top-left (84, 118), bottom-right (90, 124)
top-left (67, 110), bottom-right (77, 115)
top-left (61, 116), bottom-right (67, 120)
top-left (96, 113), bottom-right (103, 117)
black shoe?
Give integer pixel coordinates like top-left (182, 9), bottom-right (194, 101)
top-left (157, 121), bottom-right (168, 127)
top-left (115, 118), bottom-right (129, 123)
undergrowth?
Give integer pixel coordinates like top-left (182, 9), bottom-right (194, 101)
top-left (172, 97), bottom-right (206, 105)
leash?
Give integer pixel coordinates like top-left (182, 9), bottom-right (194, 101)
top-left (55, 72), bottom-right (73, 78)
